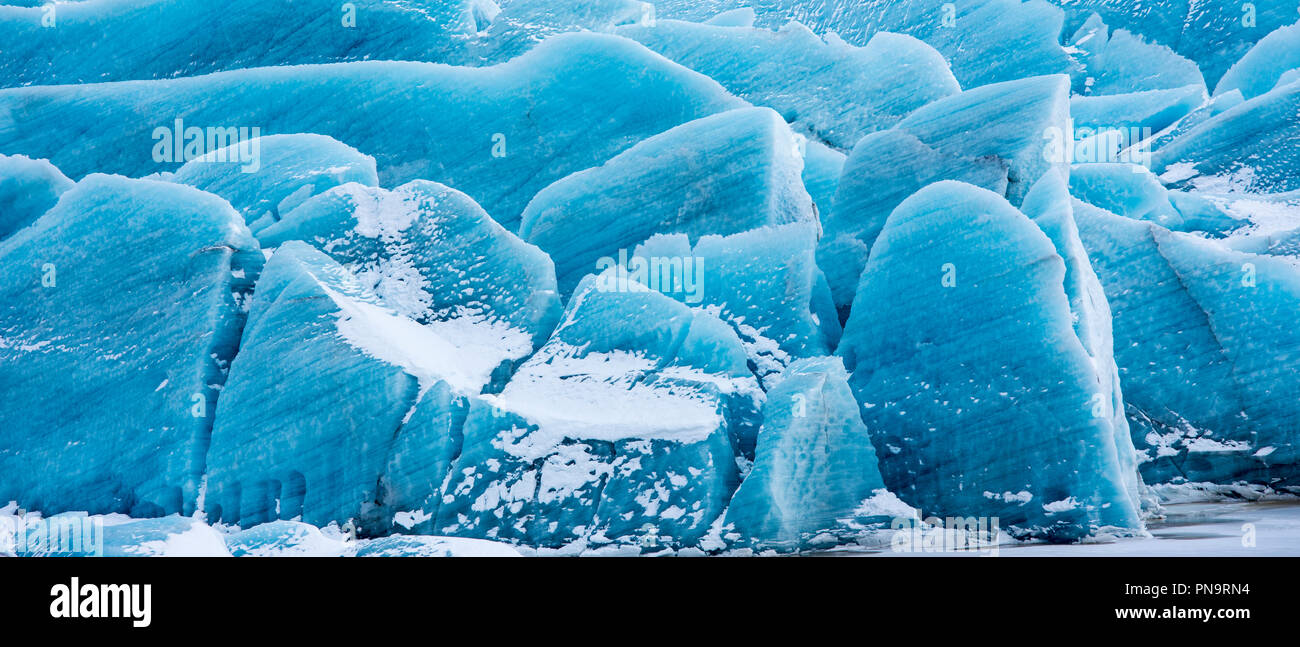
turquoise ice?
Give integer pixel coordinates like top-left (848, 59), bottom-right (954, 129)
top-left (171, 134), bottom-right (378, 229)
top-left (519, 107), bottom-right (815, 298)
top-left (260, 180), bottom-right (561, 358)
top-left (632, 222), bottom-right (836, 381)
top-left (433, 273), bottom-right (762, 551)
top-left (0, 153), bottom-right (72, 240)
top-left (821, 74), bottom-right (1070, 317)
top-left (0, 33), bottom-right (744, 230)
top-left (617, 18), bottom-right (959, 149)
top-left (0, 174), bottom-right (261, 517)
top-left (1074, 203), bottom-right (1300, 486)
top-left (723, 357), bottom-right (906, 552)
top-left (203, 242), bottom-right (508, 530)
top-left (838, 181), bottom-right (1143, 541)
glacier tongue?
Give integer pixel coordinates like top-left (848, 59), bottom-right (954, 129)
top-left (0, 174), bottom-right (262, 517)
top-left (838, 180), bottom-right (1143, 541)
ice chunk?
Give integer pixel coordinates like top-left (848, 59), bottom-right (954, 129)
top-left (0, 153), bottom-right (73, 240)
top-left (820, 75), bottom-right (1069, 317)
top-left (0, 175), bottom-right (260, 517)
top-left (375, 381), bottom-right (469, 535)
top-left (1073, 202), bottom-right (1300, 485)
top-left (1154, 79), bottom-right (1300, 194)
top-left (100, 516), bottom-right (231, 557)
top-left (203, 242), bottom-right (503, 530)
top-left (1069, 164), bottom-right (1187, 230)
top-left (171, 134), bottom-right (378, 228)
top-left (1071, 25), bottom-right (1206, 95)
top-left (223, 520), bottom-right (350, 557)
top-left (1052, 0), bottom-right (1300, 87)
top-left (723, 357), bottom-right (899, 552)
top-left (1216, 22), bottom-right (1300, 100)
top-left (838, 181), bottom-right (1142, 541)
top-left (260, 180), bottom-right (561, 355)
top-left (631, 222), bottom-right (834, 381)
top-left (1070, 85), bottom-right (1207, 145)
top-left (433, 273), bottom-right (763, 551)
top-left (616, 19), bottom-right (959, 149)
top-left (1020, 171), bottom-right (1142, 514)
top-left (801, 139), bottom-right (845, 218)
top-left (519, 108), bottom-right (816, 298)
top-left (0, 33), bottom-right (745, 231)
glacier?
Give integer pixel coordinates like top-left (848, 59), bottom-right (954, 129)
top-left (820, 74), bottom-right (1070, 318)
top-left (171, 134), bottom-right (379, 229)
top-left (1074, 204), bottom-right (1300, 487)
top-left (3, 0), bottom-right (1299, 557)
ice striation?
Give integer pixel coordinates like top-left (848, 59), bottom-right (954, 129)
top-left (820, 74), bottom-right (1070, 318)
top-left (0, 33), bottom-right (745, 230)
top-left (0, 175), bottom-right (261, 517)
top-left (171, 134), bottom-right (378, 229)
top-left (838, 181), bottom-right (1143, 541)
top-left (1215, 21), bottom-right (1300, 101)
top-left (1074, 204), bottom-right (1300, 487)
top-left (722, 356), bottom-right (907, 552)
top-left (616, 18), bottom-right (960, 149)
top-left (631, 222), bottom-right (836, 381)
top-left (203, 242), bottom-right (510, 530)
top-left (1154, 78), bottom-right (1300, 194)
top-left (0, 153), bottom-right (72, 241)
top-left (259, 180), bottom-right (561, 360)
top-left (1050, 0), bottom-right (1300, 87)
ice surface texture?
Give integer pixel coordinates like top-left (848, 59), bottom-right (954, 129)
top-left (1075, 204), bottom-right (1300, 487)
top-left (3, 2), bottom-right (1299, 553)
top-left (838, 181), bottom-right (1142, 541)
top-left (0, 175), bottom-right (262, 517)
top-left (0, 33), bottom-right (745, 231)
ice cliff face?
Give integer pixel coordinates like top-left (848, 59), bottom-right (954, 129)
top-left (2, 0), bottom-right (1298, 553)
